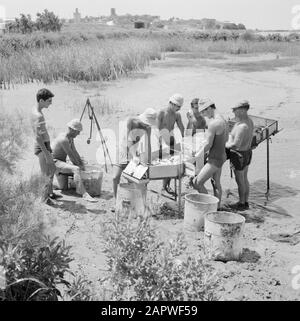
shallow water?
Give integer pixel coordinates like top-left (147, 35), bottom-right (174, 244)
top-left (1, 53), bottom-right (300, 218)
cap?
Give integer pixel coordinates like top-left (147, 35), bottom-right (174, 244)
top-left (169, 93), bottom-right (184, 107)
top-left (232, 100), bottom-right (250, 110)
top-left (67, 119), bottom-right (83, 132)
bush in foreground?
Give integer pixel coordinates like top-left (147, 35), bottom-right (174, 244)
top-left (102, 211), bottom-right (219, 301)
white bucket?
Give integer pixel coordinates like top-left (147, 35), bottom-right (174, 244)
top-left (116, 183), bottom-right (148, 217)
top-left (184, 193), bottom-right (219, 232)
top-left (204, 211), bottom-right (245, 262)
top-left (81, 165), bottom-right (103, 197)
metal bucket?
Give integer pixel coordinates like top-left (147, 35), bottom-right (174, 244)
top-left (184, 193), bottom-right (219, 232)
top-left (81, 165), bottom-right (103, 197)
top-left (116, 183), bottom-right (148, 217)
top-left (204, 211), bottom-right (245, 262)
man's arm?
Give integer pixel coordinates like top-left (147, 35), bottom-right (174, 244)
top-left (226, 124), bottom-right (247, 150)
top-left (33, 114), bottom-right (53, 163)
top-left (176, 113), bottom-right (185, 137)
top-left (60, 139), bottom-right (82, 166)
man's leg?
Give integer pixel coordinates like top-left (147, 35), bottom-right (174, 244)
top-left (193, 163), bottom-right (218, 194)
top-left (234, 169), bottom-right (246, 204)
top-left (113, 165), bottom-right (124, 199)
top-left (55, 161), bottom-right (96, 201)
top-left (38, 153), bottom-right (55, 203)
top-left (212, 167), bottom-right (223, 209)
top-left (244, 166), bottom-right (250, 203)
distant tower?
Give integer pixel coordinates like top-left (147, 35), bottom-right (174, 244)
top-left (73, 8), bottom-right (81, 23)
top-left (110, 8), bottom-right (116, 17)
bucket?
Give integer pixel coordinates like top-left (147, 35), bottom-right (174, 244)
top-left (184, 193), bottom-right (219, 232)
top-left (81, 165), bottom-right (103, 197)
top-left (204, 211), bottom-right (245, 262)
top-left (116, 183), bottom-right (147, 217)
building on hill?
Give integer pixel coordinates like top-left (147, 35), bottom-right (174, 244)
top-left (73, 8), bottom-right (81, 23)
top-left (111, 8), bottom-right (116, 17)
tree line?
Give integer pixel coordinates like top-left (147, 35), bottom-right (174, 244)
top-left (6, 9), bottom-right (63, 33)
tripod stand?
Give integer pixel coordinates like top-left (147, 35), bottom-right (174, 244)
top-left (80, 98), bottom-right (113, 173)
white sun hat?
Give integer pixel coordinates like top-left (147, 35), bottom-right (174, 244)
top-left (169, 93), bottom-right (184, 107)
top-left (138, 108), bottom-right (158, 127)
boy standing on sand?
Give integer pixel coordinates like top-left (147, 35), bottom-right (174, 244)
top-left (31, 88), bottom-right (57, 206)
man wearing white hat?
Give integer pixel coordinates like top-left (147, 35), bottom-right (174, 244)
top-left (52, 119), bottom-right (97, 202)
top-left (112, 109), bottom-right (157, 200)
top-left (193, 99), bottom-right (228, 209)
top-left (226, 100), bottom-right (254, 210)
top-left (157, 93), bottom-right (185, 195)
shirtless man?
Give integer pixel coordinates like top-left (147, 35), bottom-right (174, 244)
top-left (31, 88), bottom-right (57, 205)
top-left (186, 98), bottom-right (207, 136)
top-left (226, 100), bottom-right (254, 211)
top-left (193, 99), bottom-right (228, 209)
top-left (52, 119), bottom-right (96, 202)
top-left (157, 93), bottom-right (185, 195)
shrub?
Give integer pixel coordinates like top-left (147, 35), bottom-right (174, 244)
top-left (102, 211), bottom-right (219, 301)
top-left (0, 236), bottom-right (73, 300)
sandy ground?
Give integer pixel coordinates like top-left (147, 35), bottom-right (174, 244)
top-left (1, 52), bottom-right (300, 300)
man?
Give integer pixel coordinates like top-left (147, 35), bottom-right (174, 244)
top-left (112, 108), bottom-right (157, 199)
top-left (186, 98), bottom-right (207, 136)
top-left (157, 93), bottom-right (185, 195)
top-left (31, 88), bottom-right (57, 205)
top-left (226, 100), bottom-right (254, 211)
top-left (193, 99), bottom-right (228, 209)
top-left (52, 119), bottom-right (97, 202)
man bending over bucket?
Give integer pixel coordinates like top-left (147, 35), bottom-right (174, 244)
top-left (193, 99), bottom-right (228, 209)
top-left (112, 108), bottom-right (157, 200)
top-left (52, 119), bottom-right (97, 202)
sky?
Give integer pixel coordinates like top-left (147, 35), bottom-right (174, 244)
top-left (1, 0), bottom-right (300, 30)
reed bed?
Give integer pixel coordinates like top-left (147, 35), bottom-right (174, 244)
top-left (1, 28), bottom-right (300, 86)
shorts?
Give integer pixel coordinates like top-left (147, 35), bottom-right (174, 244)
top-left (228, 149), bottom-right (252, 171)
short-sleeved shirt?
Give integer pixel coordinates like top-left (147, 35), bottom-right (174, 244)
top-left (31, 110), bottom-right (51, 155)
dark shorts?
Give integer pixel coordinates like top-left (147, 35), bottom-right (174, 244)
top-left (228, 149), bottom-right (252, 171)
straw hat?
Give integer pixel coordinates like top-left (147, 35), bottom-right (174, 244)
top-left (67, 119), bottom-right (83, 132)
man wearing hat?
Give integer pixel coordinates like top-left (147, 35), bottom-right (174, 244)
top-left (51, 119), bottom-right (97, 202)
top-left (112, 109), bottom-right (157, 199)
top-left (193, 99), bottom-right (228, 209)
top-left (226, 100), bottom-right (254, 210)
top-left (157, 93), bottom-right (185, 195)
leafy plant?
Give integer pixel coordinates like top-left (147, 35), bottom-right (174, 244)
top-left (102, 210), bottom-right (219, 301)
top-left (0, 236), bottom-right (74, 300)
